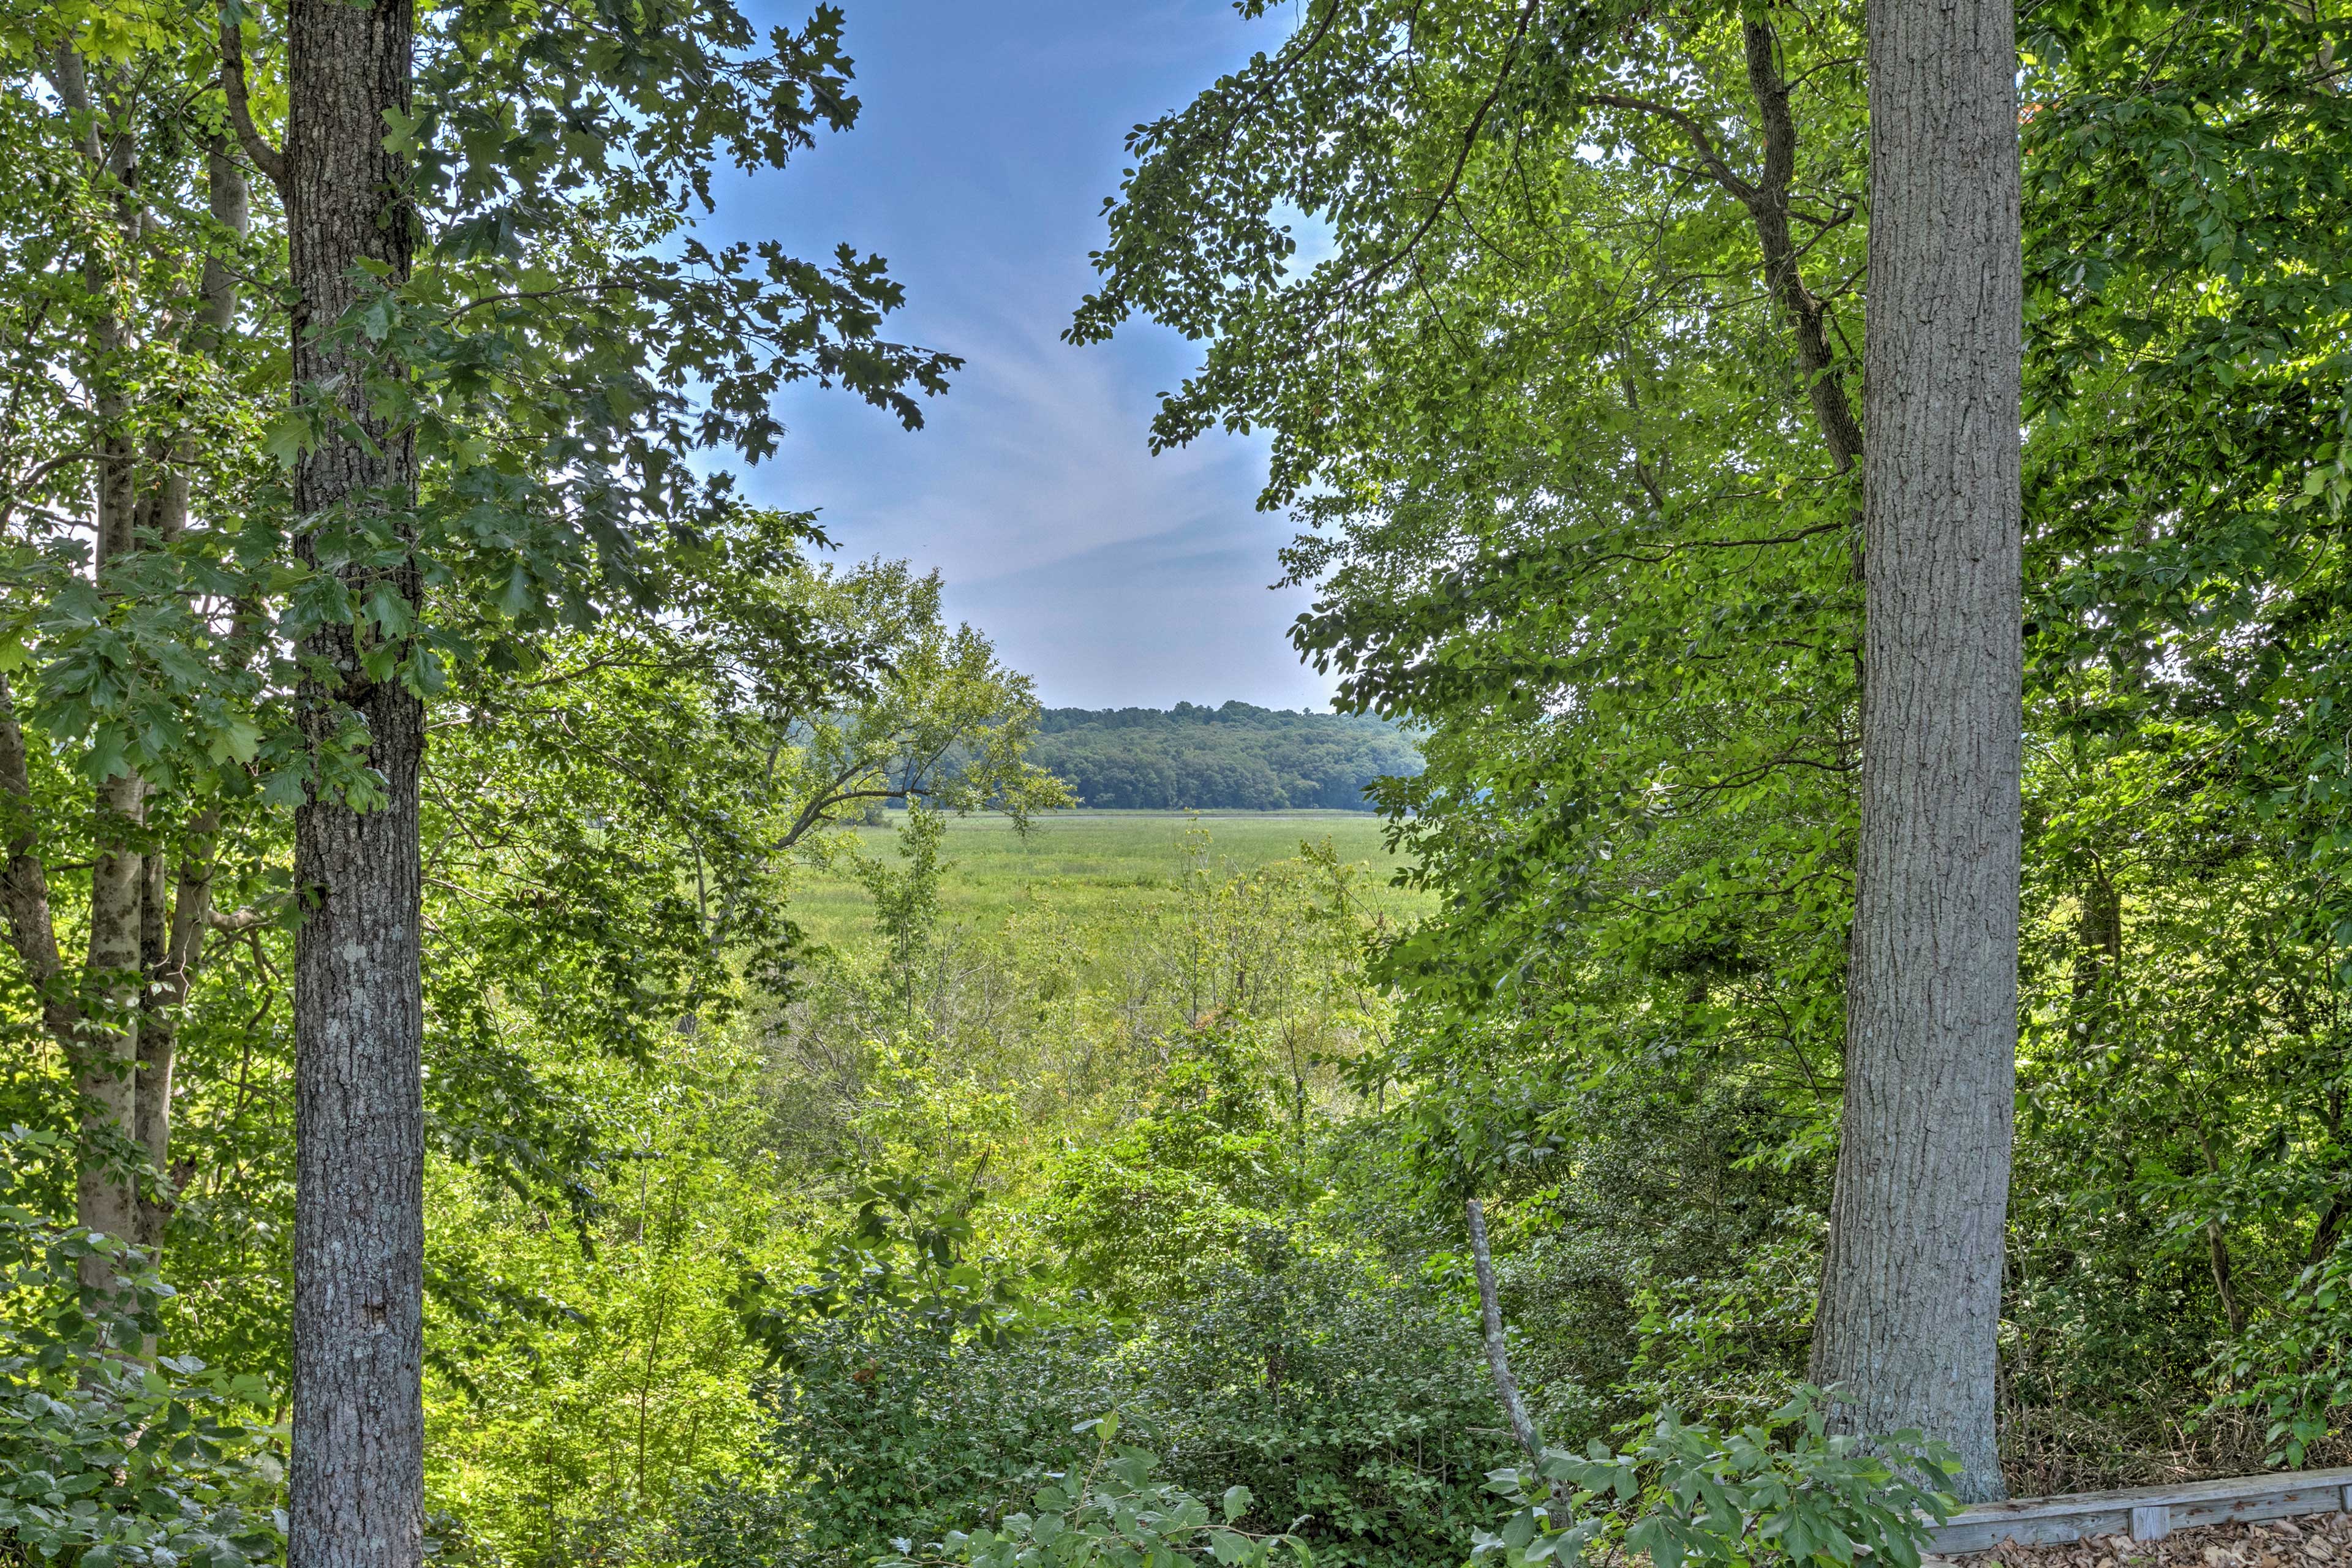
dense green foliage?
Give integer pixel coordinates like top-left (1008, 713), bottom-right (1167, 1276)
top-left (1474, 1393), bottom-right (1953, 1568)
top-left (872, 1417), bottom-right (1310, 1568)
top-left (1071, 0), bottom-right (2352, 1501)
top-left (6, 0), bottom-right (2352, 1561)
top-left (0, 1131), bottom-right (283, 1568)
top-left (1025, 703), bottom-right (1420, 812)
top-left (703, 1252), bottom-right (1509, 1568)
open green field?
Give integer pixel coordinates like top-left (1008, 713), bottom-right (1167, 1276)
top-left (788, 808), bottom-right (1431, 949)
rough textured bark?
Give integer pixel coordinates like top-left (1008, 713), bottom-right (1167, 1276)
top-left (283, 2), bottom-right (425, 1565)
top-left (1807, 0), bottom-right (2022, 1503)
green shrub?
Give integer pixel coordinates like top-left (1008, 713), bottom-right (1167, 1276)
top-left (877, 1393), bottom-right (1951, 1568)
top-left (680, 1313), bottom-right (1120, 1568)
top-left (683, 1246), bottom-right (1518, 1568)
top-left (1474, 1391), bottom-right (1954, 1568)
top-left (878, 1414), bottom-right (1308, 1568)
top-left (1133, 1245), bottom-right (1517, 1568)
top-left (0, 1151), bottom-right (284, 1568)
top-left (2211, 1244), bottom-right (2352, 1467)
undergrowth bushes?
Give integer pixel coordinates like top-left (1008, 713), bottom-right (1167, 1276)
top-left (685, 1248), bottom-right (1517, 1568)
top-left (0, 1161), bottom-right (284, 1568)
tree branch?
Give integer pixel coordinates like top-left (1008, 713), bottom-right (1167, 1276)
top-left (217, 18), bottom-right (287, 194)
top-left (0, 448), bottom-right (115, 529)
top-left (777, 783), bottom-right (932, 851)
top-left (1737, 20), bottom-right (1863, 471)
top-left (1584, 92), bottom-right (1759, 205)
top-left (1350, 0), bottom-right (1540, 300)
top-left (1586, 24), bottom-right (1864, 473)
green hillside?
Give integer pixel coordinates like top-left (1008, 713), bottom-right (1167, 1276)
top-left (1025, 700), bottom-right (1421, 810)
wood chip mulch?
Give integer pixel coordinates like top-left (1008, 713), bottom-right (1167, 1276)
top-left (1942, 1509), bottom-right (2352, 1568)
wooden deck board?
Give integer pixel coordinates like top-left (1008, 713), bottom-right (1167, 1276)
top-left (1923, 1468), bottom-right (2352, 1555)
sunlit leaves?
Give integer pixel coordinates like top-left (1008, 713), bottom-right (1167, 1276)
top-left (1472, 1393), bottom-right (1953, 1568)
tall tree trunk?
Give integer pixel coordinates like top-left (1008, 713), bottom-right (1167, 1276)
top-left (283, 2), bottom-right (424, 1564)
top-left (80, 771), bottom-right (145, 1280)
top-left (1807, 0), bottom-right (2023, 1505)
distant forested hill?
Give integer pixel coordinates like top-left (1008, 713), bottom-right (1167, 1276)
top-left (1026, 701), bottom-right (1422, 811)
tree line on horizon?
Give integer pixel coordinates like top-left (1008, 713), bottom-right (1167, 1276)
top-left (1021, 700), bottom-right (1423, 812)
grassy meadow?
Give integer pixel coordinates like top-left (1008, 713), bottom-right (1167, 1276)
top-left (786, 807), bottom-right (1431, 949)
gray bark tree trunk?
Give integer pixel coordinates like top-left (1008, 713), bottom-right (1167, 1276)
top-left (1806, 0), bottom-right (2023, 1504)
top-left (282, 1), bottom-right (424, 1564)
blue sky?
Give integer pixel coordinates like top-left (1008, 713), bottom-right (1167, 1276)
top-left (706, 1), bottom-right (1333, 710)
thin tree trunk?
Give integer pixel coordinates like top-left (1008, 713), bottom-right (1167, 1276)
top-left (80, 770), bottom-right (145, 1279)
top-left (282, 0), bottom-right (424, 1563)
top-left (1807, 0), bottom-right (2023, 1503)
top-left (131, 146), bottom-right (254, 1255)
top-left (2307, 1084), bottom-right (2346, 1268)
top-left (2206, 1217), bottom-right (2244, 1337)
top-left (2192, 1129), bottom-right (2247, 1338)
top-left (2070, 866), bottom-right (2121, 1012)
top-left (51, 42), bottom-right (151, 1289)
top-left (1466, 1197), bottom-right (1544, 1463)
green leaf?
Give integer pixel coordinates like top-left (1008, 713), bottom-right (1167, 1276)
top-left (262, 413), bottom-right (311, 469)
top-left (209, 717), bottom-right (263, 767)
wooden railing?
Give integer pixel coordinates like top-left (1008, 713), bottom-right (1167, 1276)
top-left (1926, 1468), bottom-right (2352, 1555)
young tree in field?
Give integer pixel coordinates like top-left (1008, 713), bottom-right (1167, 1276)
top-left (1807, 0), bottom-right (2022, 1500)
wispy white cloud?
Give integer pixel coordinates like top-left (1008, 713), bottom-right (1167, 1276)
top-left (948, 510), bottom-right (1329, 710)
top-left (715, 0), bottom-right (1334, 709)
